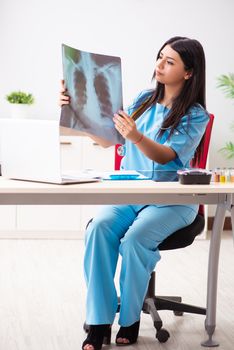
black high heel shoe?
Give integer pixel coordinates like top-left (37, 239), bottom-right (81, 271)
top-left (82, 324), bottom-right (111, 350)
top-left (115, 320), bottom-right (140, 346)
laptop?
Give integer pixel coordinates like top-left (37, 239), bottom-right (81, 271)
top-left (0, 118), bottom-right (101, 185)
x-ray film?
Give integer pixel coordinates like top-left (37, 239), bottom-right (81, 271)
top-left (60, 44), bottom-right (124, 144)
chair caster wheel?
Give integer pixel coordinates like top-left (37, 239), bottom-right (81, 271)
top-left (173, 311), bottom-right (184, 316)
top-left (156, 328), bottom-right (170, 343)
top-left (83, 322), bottom-right (90, 333)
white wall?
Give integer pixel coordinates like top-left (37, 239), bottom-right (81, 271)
top-left (0, 0), bottom-right (234, 213)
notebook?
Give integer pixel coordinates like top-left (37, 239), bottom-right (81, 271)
top-left (0, 118), bottom-right (101, 185)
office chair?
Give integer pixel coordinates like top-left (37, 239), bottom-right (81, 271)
top-left (84, 114), bottom-right (214, 343)
top-left (114, 113), bottom-right (214, 342)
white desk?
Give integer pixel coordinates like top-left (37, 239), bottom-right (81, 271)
top-left (0, 178), bottom-right (234, 347)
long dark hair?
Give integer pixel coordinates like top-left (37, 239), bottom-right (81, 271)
top-left (132, 36), bottom-right (207, 165)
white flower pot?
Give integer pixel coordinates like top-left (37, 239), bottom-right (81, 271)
top-left (10, 104), bottom-right (32, 118)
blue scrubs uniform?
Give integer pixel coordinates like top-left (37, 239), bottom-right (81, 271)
top-left (84, 91), bottom-right (209, 326)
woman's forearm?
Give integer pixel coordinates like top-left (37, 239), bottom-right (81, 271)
top-left (112, 111), bottom-right (176, 164)
top-left (135, 134), bottom-right (176, 164)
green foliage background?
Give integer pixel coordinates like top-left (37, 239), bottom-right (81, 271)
top-left (217, 74), bottom-right (234, 159)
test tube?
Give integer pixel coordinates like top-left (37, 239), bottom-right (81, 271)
top-left (220, 168), bottom-right (226, 183)
top-left (213, 168), bottom-right (221, 182)
top-left (226, 168), bottom-right (231, 182)
top-left (231, 168), bottom-right (234, 183)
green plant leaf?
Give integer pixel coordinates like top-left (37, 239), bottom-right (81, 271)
top-left (217, 73), bottom-right (234, 159)
top-left (6, 91), bottom-right (35, 105)
top-left (219, 141), bottom-right (234, 159)
top-left (217, 74), bottom-right (234, 99)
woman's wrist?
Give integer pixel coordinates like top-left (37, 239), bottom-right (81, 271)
top-left (133, 133), bottom-right (144, 145)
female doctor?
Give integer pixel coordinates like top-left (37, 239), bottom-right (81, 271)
top-left (60, 36), bottom-right (209, 350)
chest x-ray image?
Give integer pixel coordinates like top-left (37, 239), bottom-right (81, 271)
top-left (60, 44), bottom-right (124, 144)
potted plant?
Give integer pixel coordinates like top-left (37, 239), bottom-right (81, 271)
top-left (217, 73), bottom-right (234, 159)
top-left (6, 90), bottom-right (35, 118)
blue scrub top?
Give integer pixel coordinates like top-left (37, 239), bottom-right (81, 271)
top-left (120, 90), bottom-right (210, 181)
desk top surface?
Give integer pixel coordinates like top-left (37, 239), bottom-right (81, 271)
top-left (0, 177), bottom-right (234, 195)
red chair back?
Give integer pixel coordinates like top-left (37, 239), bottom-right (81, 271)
top-left (191, 114), bottom-right (214, 169)
top-left (194, 114), bottom-right (214, 215)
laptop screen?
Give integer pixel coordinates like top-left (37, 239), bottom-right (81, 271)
top-left (0, 119), bottom-right (62, 183)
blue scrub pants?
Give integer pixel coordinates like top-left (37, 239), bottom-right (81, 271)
top-left (84, 204), bottom-right (197, 326)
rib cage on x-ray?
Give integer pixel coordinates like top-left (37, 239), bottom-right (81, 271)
top-left (60, 45), bottom-right (124, 144)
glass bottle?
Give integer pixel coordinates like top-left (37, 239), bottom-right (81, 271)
top-left (220, 168), bottom-right (226, 183)
top-left (231, 168), bottom-right (234, 183)
top-left (213, 167), bottom-right (221, 183)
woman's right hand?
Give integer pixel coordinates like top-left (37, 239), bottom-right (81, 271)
top-left (59, 79), bottom-right (70, 107)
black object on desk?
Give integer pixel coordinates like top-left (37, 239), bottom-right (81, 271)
top-left (177, 168), bottom-right (212, 184)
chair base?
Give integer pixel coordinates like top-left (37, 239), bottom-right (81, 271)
top-left (116, 293), bottom-right (206, 344)
top-left (144, 295), bottom-right (206, 315)
top-left (142, 295), bottom-right (206, 343)
top-left (139, 271), bottom-right (206, 342)
top-left (118, 272), bottom-right (206, 343)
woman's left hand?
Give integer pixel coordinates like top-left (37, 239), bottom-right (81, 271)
top-left (113, 110), bottom-right (142, 144)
